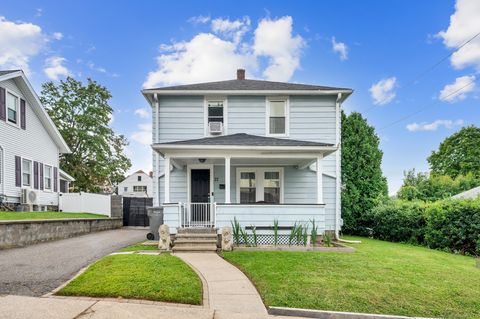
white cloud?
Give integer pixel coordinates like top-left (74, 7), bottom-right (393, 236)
top-left (52, 32), bottom-right (63, 40)
top-left (0, 16), bottom-right (47, 74)
top-left (437, 0), bottom-right (480, 70)
top-left (253, 16), bottom-right (305, 82)
top-left (43, 56), bottom-right (70, 80)
top-left (143, 16), bottom-right (305, 88)
top-left (131, 123), bottom-right (152, 146)
top-left (406, 119), bottom-right (464, 132)
top-left (211, 17), bottom-right (250, 43)
top-left (331, 37), bottom-right (348, 61)
top-left (35, 9), bottom-right (43, 17)
top-left (369, 77), bottom-right (397, 105)
top-left (439, 75), bottom-right (476, 102)
top-left (134, 108), bottom-right (150, 118)
top-left (188, 15), bottom-right (210, 25)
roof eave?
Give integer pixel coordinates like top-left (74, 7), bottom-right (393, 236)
top-left (152, 143), bottom-right (337, 153)
top-left (142, 89), bottom-right (353, 96)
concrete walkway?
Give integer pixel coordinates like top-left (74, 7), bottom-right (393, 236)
top-left (175, 252), bottom-right (268, 316)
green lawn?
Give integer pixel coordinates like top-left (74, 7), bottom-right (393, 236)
top-left (119, 243), bottom-right (159, 252)
top-left (57, 254), bottom-right (202, 305)
top-left (223, 236), bottom-right (480, 319)
top-left (0, 211), bottom-right (107, 220)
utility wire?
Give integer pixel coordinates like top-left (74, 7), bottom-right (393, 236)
top-left (363, 31), bottom-right (480, 114)
top-left (378, 78), bottom-right (476, 131)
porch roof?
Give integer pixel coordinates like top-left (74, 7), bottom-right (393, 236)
top-left (154, 133), bottom-right (333, 147)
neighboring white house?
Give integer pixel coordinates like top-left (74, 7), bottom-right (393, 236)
top-left (452, 186), bottom-right (480, 200)
top-left (142, 69), bottom-right (352, 238)
top-left (0, 70), bottom-right (71, 209)
top-left (117, 170), bottom-right (153, 198)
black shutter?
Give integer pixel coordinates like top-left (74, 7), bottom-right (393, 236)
top-left (20, 99), bottom-right (26, 129)
top-left (54, 167), bottom-right (58, 192)
top-left (39, 163), bottom-right (44, 190)
top-left (33, 162), bottom-right (39, 189)
top-left (0, 87), bottom-right (5, 121)
top-left (15, 156), bottom-right (21, 187)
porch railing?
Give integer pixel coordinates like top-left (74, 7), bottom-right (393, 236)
top-left (179, 202), bottom-right (216, 228)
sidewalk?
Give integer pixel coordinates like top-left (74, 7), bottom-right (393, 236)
top-left (175, 252), bottom-right (268, 315)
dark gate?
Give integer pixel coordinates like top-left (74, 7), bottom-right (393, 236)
top-left (123, 197), bottom-right (153, 226)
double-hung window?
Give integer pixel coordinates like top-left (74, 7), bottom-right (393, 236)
top-left (6, 92), bottom-right (19, 125)
top-left (207, 100), bottom-right (224, 124)
top-left (22, 159), bottom-right (32, 187)
top-left (267, 98), bottom-right (287, 136)
top-left (133, 185), bottom-right (147, 192)
top-left (237, 168), bottom-right (283, 204)
top-left (44, 165), bottom-right (52, 190)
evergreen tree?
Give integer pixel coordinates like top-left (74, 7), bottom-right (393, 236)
top-left (341, 111), bottom-right (388, 234)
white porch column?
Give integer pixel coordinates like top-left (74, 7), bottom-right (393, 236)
top-left (225, 156), bottom-right (231, 203)
top-left (316, 155), bottom-right (323, 204)
top-left (164, 155), bottom-right (170, 203)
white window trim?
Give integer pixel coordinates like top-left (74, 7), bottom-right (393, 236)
top-left (187, 164), bottom-right (214, 203)
top-left (236, 167), bottom-right (284, 204)
top-left (266, 96), bottom-right (289, 137)
top-left (5, 89), bottom-right (20, 129)
top-left (44, 164), bottom-right (53, 191)
top-left (21, 157), bottom-right (33, 188)
top-left (204, 96), bottom-right (228, 136)
top-left (0, 145), bottom-right (3, 189)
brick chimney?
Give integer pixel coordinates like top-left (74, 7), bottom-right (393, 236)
top-left (237, 68), bottom-right (245, 80)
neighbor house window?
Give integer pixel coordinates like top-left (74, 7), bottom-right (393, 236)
top-left (44, 165), bottom-right (52, 190)
top-left (267, 99), bottom-right (287, 135)
top-left (137, 175), bottom-right (142, 181)
top-left (207, 100), bottom-right (224, 123)
top-left (239, 172), bottom-right (256, 203)
top-left (133, 185), bottom-right (147, 192)
top-left (22, 159), bottom-right (32, 187)
top-left (124, 187), bottom-right (128, 192)
top-left (6, 92), bottom-right (18, 124)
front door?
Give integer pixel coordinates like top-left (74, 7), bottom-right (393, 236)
top-left (190, 169), bottom-right (210, 222)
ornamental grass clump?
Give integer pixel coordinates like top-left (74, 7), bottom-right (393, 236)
top-left (273, 219), bottom-right (279, 246)
top-left (323, 231), bottom-right (333, 247)
top-left (251, 225), bottom-right (258, 247)
top-left (310, 219), bottom-right (318, 247)
top-left (231, 217), bottom-right (241, 245)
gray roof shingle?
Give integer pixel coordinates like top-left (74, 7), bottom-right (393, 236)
top-left (0, 70), bottom-right (21, 76)
top-left (144, 79), bottom-right (351, 92)
top-left (154, 133), bottom-right (334, 147)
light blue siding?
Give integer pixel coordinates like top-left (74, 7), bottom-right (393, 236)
top-left (227, 96), bottom-right (265, 135)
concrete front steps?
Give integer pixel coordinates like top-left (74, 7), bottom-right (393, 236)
top-left (172, 227), bottom-right (218, 252)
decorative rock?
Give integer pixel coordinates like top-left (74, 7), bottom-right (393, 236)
top-left (158, 224), bottom-right (171, 251)
top-left (221, 226), bottom-right (233, 251)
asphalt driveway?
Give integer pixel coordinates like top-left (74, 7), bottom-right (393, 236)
top-left (0, 228), bottom-right (146, 296)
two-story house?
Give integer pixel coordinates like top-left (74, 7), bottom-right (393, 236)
top-left (0, 70), bottom-right (72, 210)
top-left (117, 170), bottom-right (153, 198)
top-left (142, 69), bottom-right (352, 238)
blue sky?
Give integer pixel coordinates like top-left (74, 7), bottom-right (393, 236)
top-left (1, 0), bottom-right (479, 194)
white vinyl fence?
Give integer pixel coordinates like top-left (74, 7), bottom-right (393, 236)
top-left (59, 192), bottom-right (111, 216)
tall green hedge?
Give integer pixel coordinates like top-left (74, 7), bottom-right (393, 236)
top-left (368, 198), bottom-right (480, 255)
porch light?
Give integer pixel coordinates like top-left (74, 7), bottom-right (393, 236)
top-left (198, 158), bottom-right (206, 163)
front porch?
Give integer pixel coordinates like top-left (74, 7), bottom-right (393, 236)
top-left (153, 133), bottom-right (338, 235)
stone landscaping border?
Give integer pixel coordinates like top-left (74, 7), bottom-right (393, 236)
top-left (0, 217), bottom-right (122, 249)
top-left (268, 306), bottom-right (435, 319)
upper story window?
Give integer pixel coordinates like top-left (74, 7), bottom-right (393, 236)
top-left (207, 100), bottom-right (224, 123)
top-left (267, 98), bottom-right (288, 136)
top-left (133, 185), bottom-right (147, 192)
top-left (206, 99), bottom-right (226, 135)
top-left (6, 92), bottom-right (18, 125)
top-left (124, 186), bottom-right (128, 192)
top-left (22, 159), bottom-right (32, 187)
top-left (138, 175), bottom-right (142, 182)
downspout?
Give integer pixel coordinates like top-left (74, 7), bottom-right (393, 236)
top-left (335, 93), bottom-right (342, 239)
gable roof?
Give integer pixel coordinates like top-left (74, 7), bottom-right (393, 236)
top-left (452, 186), bottom-right (480, 200)
top-left (155, 133), bottom-right (333, 147)
top-left (0, 70), bottom-right (71, 153)
top-left (144, 79), bottom-right (351, 92)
